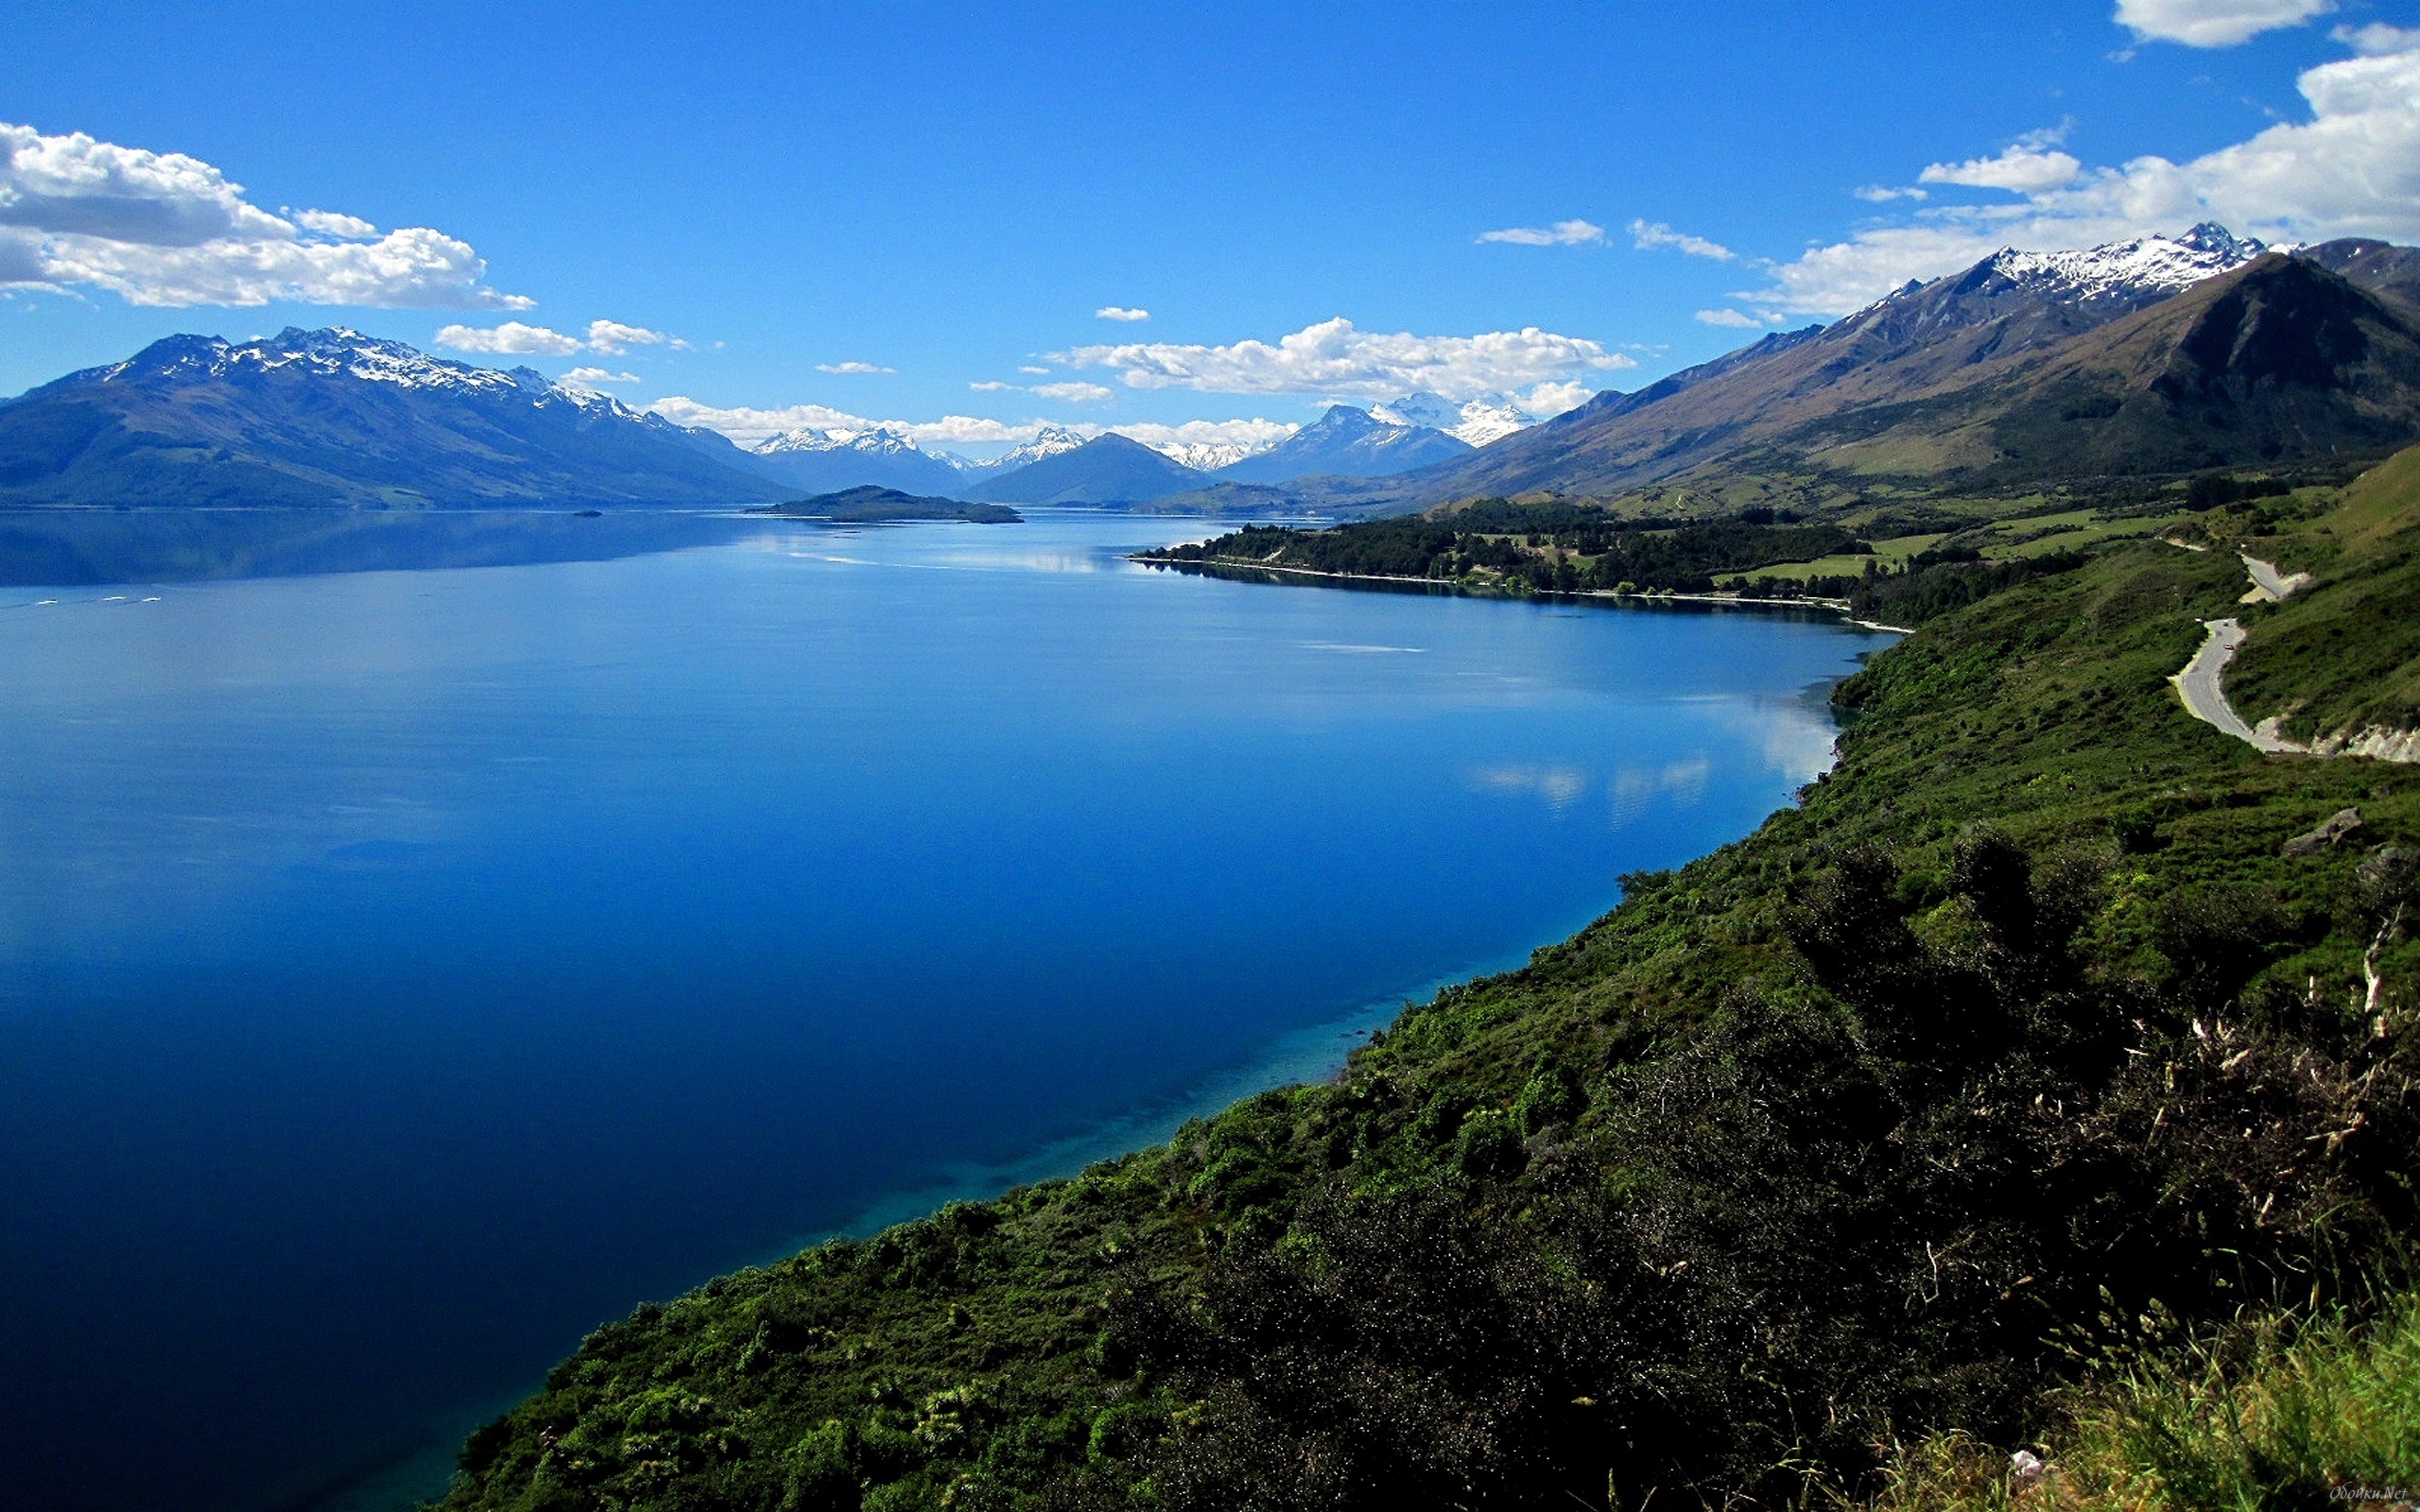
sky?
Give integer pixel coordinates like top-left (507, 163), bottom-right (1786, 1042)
top-left (3, 0), bottom-right (2417, 456)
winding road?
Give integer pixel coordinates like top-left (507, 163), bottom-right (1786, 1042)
top-left (2170, 616), bottom-right (2304, 753)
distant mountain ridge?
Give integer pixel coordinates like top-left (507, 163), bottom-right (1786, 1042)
top-left (749, 423), bottom-right (964, 495)
top-left (1212, 404), bottom-right (1471, 484)
top-left (0, 327), bottom-right (787, 508)
top-left (1370, 390), bottom-right (1539, 446)
top-left (963, 433), bottom-right (1207, 504)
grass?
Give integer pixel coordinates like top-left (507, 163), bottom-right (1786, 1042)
top-left (1865, 1289), bottom-right (2420, 1511)
top-left (1737, 531), bottom-right (1948, 582)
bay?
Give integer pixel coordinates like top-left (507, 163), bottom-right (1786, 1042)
top-left (0, 508), bottom-right (1893, 1510)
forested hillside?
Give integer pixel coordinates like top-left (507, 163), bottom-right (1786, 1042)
top-left (436, 452), bottom-right (2420, 1512)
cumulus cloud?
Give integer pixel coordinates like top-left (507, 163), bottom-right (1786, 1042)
top-left (1057, 316), bottom-right (1633, 403)
top-left (1628, 219), bottom-right (1737, 261)
top-left (1694, 307), bottom-right (1764, 328)
top-left (291, 209), bottom-right (379, 239)
top-left (2336, 21), bottom-right (2420, 53)
top-left (1519, 381), bottom-right (1598, 417)
top-left (1031, 380), bottom-right (1114, 403)
top-left (1853, 184), bottom-right (1928, 202)
top-left (815, 360), bottom-right (893, 374)
top-left (1111, 417), bottom-right (1301, 452)
top-left (435, 320), bottom-right (583, 355)
top-left (1749, 28), bottom-right (2420, 316)
top-left (1017, 364), bottom-right (1050, 374)
top-left (437, 317), bottom-right (683, 360)
top-left (0, 122), bottom-right (528, 308)
top-left (1919, 142), bottom-right (2084, 194)
top-left (562, 367), bottom-right (640, 385)
top-left (969, 380), bottom-right (1018, 391)
top-left (1477, 217), bottom-right (1605, 246)
top-left (2117, 0), bottom-right (2333, 47)
top-left (584, 318), bottom-right (672, 354)
top-left (1095, 305), bottom-right (1150, 321)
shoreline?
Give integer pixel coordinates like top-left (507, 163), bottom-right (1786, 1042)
top-left (1132, 553), bottom-right (1913, 633)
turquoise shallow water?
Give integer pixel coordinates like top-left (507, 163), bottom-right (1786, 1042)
top-left (0, 508), bottom-right (1892, 1510)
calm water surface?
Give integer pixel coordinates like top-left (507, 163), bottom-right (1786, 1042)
top-left (0, 509), bottom-right (1893, 1510)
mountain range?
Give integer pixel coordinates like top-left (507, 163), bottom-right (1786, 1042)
top-left (1210, 404), bottom-right (1473, 484)
top-left (0, 333), bottom-right (1509, 507)
top-left (1252, 224), bottom-right (2420, 516)
top-left (9, 225), bottom-right (2414, 517)
top-left (0, 328), bottom-right (790, 509)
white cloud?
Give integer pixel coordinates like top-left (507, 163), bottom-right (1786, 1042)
top-left (1095, 305), bottom-right (1150, 321)
top-left (1057, 316), bottom-right (1634, 403)
top-left (1017, 364), bottom-right (1050, 374)
top-left (0, 122), bottom-right (528, 308)
top-left (1920, 143), bottom-right (2085, 194)
top-left (1693, 307), bottom-right (1764, 328)
top-left (969, 380), bottom-right (1018, 391)
top-left (562, 367), bottom-right (639, 385)
top-left (1519, 381), bottom-right (1598, 417)
top-left (435, 317), bottom-right (683, 361)
top-left (1628, 218), bottom-right (1737, 261)
top-left (1030, 380), bottom-right (1114, 404)
top-left (1853, 184), bottom-right (1928, 202)
top-left (2117, 0), bottom-right (2332, 47)
top-left (584, 318), bottom-right (670, 354)
top-left (1477, 217), bottom-right (1605, 246)
top-left (291, 209), bottom-right (379, 239)
top-left (2335, 21), bottom-right (2420, 53)
top-left (1111, 417), bottom-right (1300, 452)
top-left (1750, 29), bottom-right (2420, 316)
top-left (816, 360), bottom-right (893, 374)
top-left (434, 320), bottom-right (583, 356)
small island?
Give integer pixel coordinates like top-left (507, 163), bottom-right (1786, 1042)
top-left (750, 486), bottom-right (1022, 524)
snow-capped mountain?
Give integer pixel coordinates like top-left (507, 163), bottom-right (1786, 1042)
top-left (746, 423), bottom-right (960, 494)
top-left (0, 327), bottom-right (786, 508)
top-left (753, 422), bottom-right (928, 459)
top-left (73, 325), bottom-right (529, 398)
top-left (1213, 404), bottom-right (1472, 484)
top-left (1154, 438), bottom-right (1268, 471)
top-left (962, 424), bottom-right (1091, 476)
top-left (1370, 390), bottom-right (1539, 447)
top-left (1356, 227), bottom-right (2420, 508)
top-left (1974, 222), bottom-right (2268, 306)
top-left (964, 434), bottom-right (1207, 505)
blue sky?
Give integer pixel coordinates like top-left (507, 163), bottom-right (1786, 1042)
top-left (5, 0), bottom-right (2416, 454)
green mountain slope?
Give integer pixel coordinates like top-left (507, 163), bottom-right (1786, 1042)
top-left (432, 450), bottom-right (2420, 1511)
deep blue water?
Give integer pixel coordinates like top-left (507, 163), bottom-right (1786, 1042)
top-left (0, 509), bottom-right (1893, 1511)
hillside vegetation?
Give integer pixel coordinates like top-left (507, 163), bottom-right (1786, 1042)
top-left (435, 450), bottom-right (2420, 1512)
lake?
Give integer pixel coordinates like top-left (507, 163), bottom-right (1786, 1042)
top-left (0, 508), bottom-right (1893, 1511)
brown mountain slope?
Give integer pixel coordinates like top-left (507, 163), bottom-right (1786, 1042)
top-left (1333, 238), bottom-right (2420, 514)
top-left (1784, 254), bottom-right (2420, 484)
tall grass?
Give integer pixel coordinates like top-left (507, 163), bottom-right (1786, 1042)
top-left (1868, 1290), bottom-right (2420, 1510)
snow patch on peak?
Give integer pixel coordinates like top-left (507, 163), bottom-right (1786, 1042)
top-left (1371, 390), bottom-right (1537, 446)
top-left (1983, 224), bottom-right (2268, 302)
top-left (752, 423), bottom-right (926, 458)
top-left (974, 424), bottom-right (1090, 472)
top-left (1155, 440), bottom-right (1259, 471)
